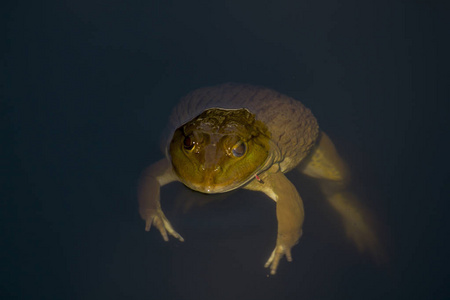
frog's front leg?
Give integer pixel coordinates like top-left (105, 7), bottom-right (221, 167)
top-left (138, 159), bottom-right (184, 242)
top-left (245, 166), bottom-right (304, 275)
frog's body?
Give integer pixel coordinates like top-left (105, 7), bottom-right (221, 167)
top-left (139, 83), bottom-right (382, 274)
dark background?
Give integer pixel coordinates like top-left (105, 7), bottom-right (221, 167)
top-left (3, 0), bottom-right (449, 299)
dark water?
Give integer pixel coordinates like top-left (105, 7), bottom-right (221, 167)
top-left (3, 1), bottom-right (448, 299)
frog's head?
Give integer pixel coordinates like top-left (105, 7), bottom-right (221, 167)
top-left (168, 108), bottom-right (273, 194)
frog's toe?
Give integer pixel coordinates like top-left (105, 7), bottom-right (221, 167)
top-left (162, 219), bottom-right (184, 242)
top-left (150, 215), bottom-right (170, 241)
top-left (265, 244), bottom-right (292, 275)
top-left (143, 210), bottom-right (184, 242)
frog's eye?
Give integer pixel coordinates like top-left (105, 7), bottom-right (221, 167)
top-left (232, 141), bottom-right (247, 157)
top-left (183, 135), bottom-right (195, 150)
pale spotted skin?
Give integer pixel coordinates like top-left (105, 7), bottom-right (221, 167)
top-left (139, 83), bottom-right (383, 275)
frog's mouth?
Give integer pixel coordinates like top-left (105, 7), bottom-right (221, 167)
top-left (186, 182), bottom-right (234, 194)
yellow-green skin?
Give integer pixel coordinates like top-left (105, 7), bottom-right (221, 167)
top-left (169, 107), bottom-right (274, 193)
top-left (139, 83), bottom-right (384, 275)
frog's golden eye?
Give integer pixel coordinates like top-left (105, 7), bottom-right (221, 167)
top-left (232, 141), bottom-right (247, 157)
top-left (183, 135), bottom-right (195, 150)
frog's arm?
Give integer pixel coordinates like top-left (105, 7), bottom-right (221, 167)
top-left (299, 131), bottom-right (385, 263)
top-left (138, 159), bottom-right (184, 242)
top-left (245, 165), bottom-right (304, 275)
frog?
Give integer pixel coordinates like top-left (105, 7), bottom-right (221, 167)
top-left (138, 83), bottom-right (383, 275)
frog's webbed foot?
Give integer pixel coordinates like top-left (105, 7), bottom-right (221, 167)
top-left (141, 208), bottom-right (184, 242)
top-left (343, 219), bottom-right (384, 263)
top-left (265, 242), bottom-right (294, 275)
top-left (139, 159), bottom-right (184, 242)
top-left (329, 192), bottom-right (386, 264)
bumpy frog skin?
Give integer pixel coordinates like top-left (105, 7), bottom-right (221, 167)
top-left (138, 83), bottom-right (383, 275)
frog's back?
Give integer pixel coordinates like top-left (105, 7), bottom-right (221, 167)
top-left (167, 83), bottom-right (319, 171)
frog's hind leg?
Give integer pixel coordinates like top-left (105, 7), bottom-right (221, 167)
top-left (298, 131), bottom-right (385, 263)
